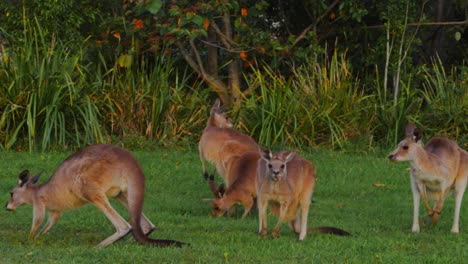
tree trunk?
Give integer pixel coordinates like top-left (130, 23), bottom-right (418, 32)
top-left (206, 26), bottom-right (218, 78)
top-left (431, 0), bottom-right (445, 60)
top-left (222, 10), bottom-right (240, 107)
top-left (176, 41), bottom-right (230, 104)
top-left (229, 59), bottom-right (241, 109)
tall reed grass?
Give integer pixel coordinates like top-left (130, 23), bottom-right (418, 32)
top-left (100, 58), bottom-right (209, 148)
top-left (1, 20), bottom-right (466, 152)
top-left (0, 19), bottom-right (205, 151)
top-left (373, 69), bottom-right (423, 147)
top-left (241, 51), bottom-right (373, 150)
top-left (421, 58), bottom-right (468, 147)
top-left (0, 20), bottom-right (103, 151)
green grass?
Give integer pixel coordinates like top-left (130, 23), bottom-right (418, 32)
top-left (1, 148), bottom-right (468, 263)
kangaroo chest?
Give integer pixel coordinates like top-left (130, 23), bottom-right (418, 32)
top-left (264, 181), bottom-right (292, 201)
top-left (411, 167), bottom-right (451, 192)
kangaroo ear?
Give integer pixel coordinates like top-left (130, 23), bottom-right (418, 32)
top-left (18, 170), bottom-right (30, 186)
top-left (405, 123), bottom-right (416, 138)
top-left (208, 177), bottom-right (220, 197)
top-left (260, 148), bottom-right (272, 161)
top-left (405, 123), bottom-right (421, 142)
top-left (217, 183), bottom-right (226, 197)
top-left (413, 128), bottom-right (422, 142)
top-left (284, 151), bottom-right (295, 163)
top-left (218, 105), bottom-right (228, 114)
top-left (211, 98), bottom-right (221, 112)
top-left (30, 171), bottom-right (42, 184)
top-left (405, 123), bottom-right (415, 137)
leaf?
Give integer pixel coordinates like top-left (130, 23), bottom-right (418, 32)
top-left (372, 183), bottom-right (385, 187)
top-left (192, 15), bottom-right (203, 26)
top-left (117, 54), bottom-right (132, 68)
top-left (455, 32), bottom-right (461, 41)
top-left (146, 0), bottom-right (162, 15)
top-left (202, 18), bottom-right (210, 30)
top-left (186, 11), bottom-right (195, 19)
top-left (234, 17), bottom-right (242, 29)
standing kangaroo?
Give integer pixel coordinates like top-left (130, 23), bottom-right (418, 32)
top-left (198, 98), bottom-right (259, 187)
top-left (256, 149), bottom-right (350, 240)
top-left (388, 123), bottom-right (468, 233)
top-left (208, 151), bottom-right (260, 218)
top-left (6, 144), bottom-right (185, 248)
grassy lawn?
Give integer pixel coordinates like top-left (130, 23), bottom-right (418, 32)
top-left (1, 148), bottom-right (467, 263)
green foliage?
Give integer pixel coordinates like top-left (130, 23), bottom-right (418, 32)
top-left (0, 0), bottom-right (119, 49)
top-left (100, 57), bottom-right (209, 148)
top-left (0, 20), bottom-right (104, 152)
top-left (421, 59), bottom-right (468, 147)
top-left (292, 51), bottom-right (374, 149)
top-left (129, 0), bottom-right (318, 72)
top-left (0, 1), bottom-right (467, 151)
top-left (241, 51), bottom-right (373, 150)
top-left (242, 65), bottom-right (300, 147)
top-left (0, 19), bottom-right (208, 152)
top-left (373, 69), bottom-right (423, 147)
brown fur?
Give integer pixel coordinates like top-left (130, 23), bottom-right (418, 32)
top-left (256, 149), bottom-right (316, 240)
top-left (209, 151), bottom-right (260, 218)
top-left (6, 144), bottom-right (185, 248)
top-left (198, 99), bottom-right (259, 187)
top-left (256, 149), bottom-right (350, 240)
top-left (389, 123), bottom-right (468, 233)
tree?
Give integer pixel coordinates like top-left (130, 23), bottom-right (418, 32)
top-left (125, 0), bottom-right (349, 107)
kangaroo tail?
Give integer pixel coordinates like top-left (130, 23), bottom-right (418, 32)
top-left (309, 226), bottom-right (351, 236)
top-left (132, 230), bottom-right (186, 248)
top-left (128, 163), bottom-right (187, 247)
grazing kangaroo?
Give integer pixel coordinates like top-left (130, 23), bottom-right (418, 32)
top-left (388, 123), bottom-right (468, 233)
top-left (5, 144), bottom-right (185, 248)
top-left (208, 151), bottom-right (260, 218)
top-left (198, 98), bottom-right (259, 187)
top-left (256, 149), bottom-right (350, 240)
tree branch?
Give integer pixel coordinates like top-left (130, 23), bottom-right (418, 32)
top-left (200, 39), bottom-right (254, 53)
top-left (291, 0), bottom-right (341, 48)
top-left (176, 41), bottom-right (202, 76)
top-left (176, 41), bottom-right (229, 103)
top-left (189, 39), bottom-right (208, 79)
top-left (210, 21), bottom-right (235, 49)
top-left (365, 19), bottom-right (468, 30)
top-left (316, 0), bottom-right (341, 25)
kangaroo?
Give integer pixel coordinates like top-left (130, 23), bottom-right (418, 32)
top-left (388, 123), bottom-right (468, 233)
top-left (256, 149), bottom-right (350, 240)
top-left (199, 98), bottom-right (259, 187)
top-left (5, 144), bottom-right (185, 248)
top-left (208, 151), bottom-right (260, 218)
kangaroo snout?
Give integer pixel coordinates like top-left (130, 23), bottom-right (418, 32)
top-left (5, 202), bottom-right (15, 211)
top-left (388, 152), bottom-right (400, 162)
top-left (271, 172), bottom-right (282, 181)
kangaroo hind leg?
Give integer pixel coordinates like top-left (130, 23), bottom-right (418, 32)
top-left (452, 174), bottom-right (468, 233)
top-left (89, 194), bottom-right (132, 248)
top-left (115, 192), bottom-right (156, 235)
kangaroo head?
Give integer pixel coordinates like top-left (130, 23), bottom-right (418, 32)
top-left (208, 176), bottom-right (225, 198)
top-left (208, 98), bottom-right (233, 128)
top-left (6, 170), bottom-right (42, 211)
top-left (208, 177), bottom-right (227, 217)
top-left (388, 123), bottom-right (423, 162)
top-left (260, 149), bottom-right (295, 181)
top-left (211, 197), bottom-right (227, 218)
